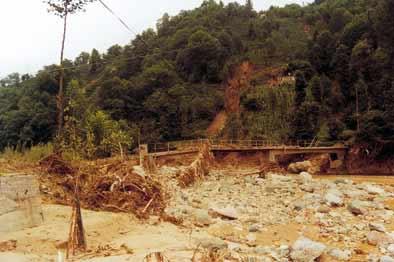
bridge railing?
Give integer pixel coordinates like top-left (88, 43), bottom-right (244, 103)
top-left (147, 139), bottom-right (343, 153)
top-left (147, 139), bottom-right (208, 153)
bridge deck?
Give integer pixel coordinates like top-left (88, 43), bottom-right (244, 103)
top-left (146, 139), bottom-right (347, 157)
top-left (211, 145), bottom-right (347, 151)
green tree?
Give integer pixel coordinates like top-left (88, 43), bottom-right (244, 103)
top-left (89, 48), bottom-right (102, 74)
top-left (309, 75), bottom-right (321, 102)
top-left (320, 74), bottom-right (332, 104)
top-left (176, 30), bottom-right (224, 82)
top-left (331, 44), bottom-right (351, 97)
top-left (309, 30), bottom-right (336, 74)
top-left (292, 101), bottom-right (321, 140)
top-left (294, 71), bottom-right (307, 107)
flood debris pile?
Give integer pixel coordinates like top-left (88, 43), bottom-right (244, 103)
top-left (40, 156), bottom-right (167, 218)
top-left (177, 143), bottom-right (214, 187)
top-left (39, 153), bottom-right (76, 175)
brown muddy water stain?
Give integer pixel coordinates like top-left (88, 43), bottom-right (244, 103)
top-left (315, 174), bottom-right (394, 186)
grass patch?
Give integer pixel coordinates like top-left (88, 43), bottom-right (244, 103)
top-left (0, 143), bottom-right (54, 163)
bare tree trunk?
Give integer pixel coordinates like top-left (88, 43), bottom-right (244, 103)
top-left (56, 10), bottom-right (68, 150)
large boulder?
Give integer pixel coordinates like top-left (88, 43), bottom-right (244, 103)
top-left (290, 237), bottom-right (326, 262)
top-left (288, 161), bottom-right (312, 174)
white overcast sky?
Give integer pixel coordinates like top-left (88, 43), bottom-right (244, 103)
top-left (0, 0), bottom-right (311, 78)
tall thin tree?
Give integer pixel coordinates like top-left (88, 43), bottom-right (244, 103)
top-left (45, 0), bottom-right (96, 149)
top-left (246, 0), bottom-right (254, 11)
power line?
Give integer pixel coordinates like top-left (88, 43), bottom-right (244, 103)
top-left (98, 0), bottom-right (149, 48)
top-left (98, 0), bottom-right (134, 34)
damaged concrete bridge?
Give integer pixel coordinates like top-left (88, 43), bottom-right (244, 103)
top-left (140, 139), bottom-right (348, 169)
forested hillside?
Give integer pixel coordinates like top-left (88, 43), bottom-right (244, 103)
top-left (0, 0), bottom-right (393, 159)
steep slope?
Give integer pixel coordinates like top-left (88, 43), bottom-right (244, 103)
top-left (206, 62), bottom-right (254, 137)
top-left (207, 62), bottom-right (293, 138)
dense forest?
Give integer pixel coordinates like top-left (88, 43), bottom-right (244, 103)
top-left (0, 0), bottom-right (393, 159)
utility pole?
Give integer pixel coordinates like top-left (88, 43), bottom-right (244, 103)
top-left (57, 3), bottom-right (68, 145)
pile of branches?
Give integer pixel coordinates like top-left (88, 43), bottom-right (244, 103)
top-left (82, 161), bottom-right (165, 218)
top-left (178, 143), bottom-right (214, 187)
top-left (40, 157), bottom-right (167, 218)
top-left (39, 153), bottom-right (76, 175)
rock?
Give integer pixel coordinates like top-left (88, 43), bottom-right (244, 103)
top-left (290, 237), bottom-right (326, 262)
top-left (329, 248), bottom-right (352, 261)
top-left (317, 205), bottom-right (330, 213)
top-left (334, 178), bottom-right (348, 185)
top-left (388, 244), bottom-right (394, 256)
top-left (246, 233), bottom-right (257, 247)
top-left (210, 206), bottom-right (239, 220)
top-left (254, 246), bottom-right (271, 255)
top-left (194, 209), bottom-right (213, 226)
top-left (278, 245), bottom-right (290, 257)
top-left (380, 256), bottom-right (394, 262)
top-left (298, 172), bottom-right (313, 184)
top-left (199, 238), bottom-right (228, 250)
top-left (367, 231), bottom-right (394, 246)
top-left (267, 174), bottom-right (291, 182)
top-left (344, 189), bottom-right (366, 198)
top-left (249, 224), bottom-right (260, 233)
top-left (294, 200), bottom-right (306, 211)
top-left (325, 192), bottom-right (344, 207)
top-left (369, 223), bottom-right (386, 233)
top-left (300, 184), bottom-right (315, 193)
top-left (288, 161), bottom-right (312, 174)
top-left (365, 185), bottom-right (385, 195)
top-left (348, 200), bottom-right (366, 215)
top-left (265, 185), bottom-right (281, 193)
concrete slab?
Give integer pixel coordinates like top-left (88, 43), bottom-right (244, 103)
top-left (0, 174), bottom-right (44, 232)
